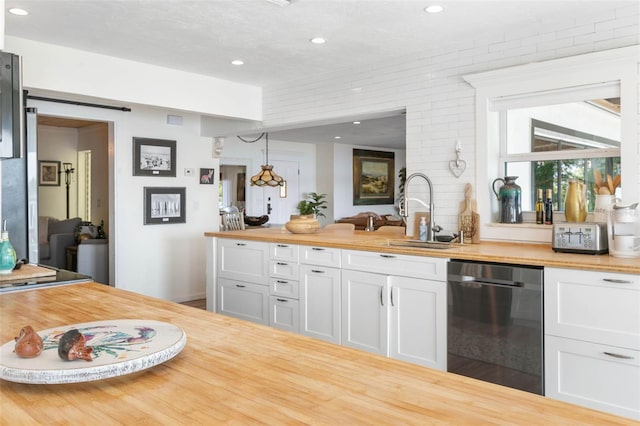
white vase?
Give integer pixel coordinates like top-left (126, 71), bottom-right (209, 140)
top-left (594, 195), bottom-right (617, 223)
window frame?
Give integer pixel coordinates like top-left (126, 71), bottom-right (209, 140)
top-left (464, 46), bottom-right (639, 243)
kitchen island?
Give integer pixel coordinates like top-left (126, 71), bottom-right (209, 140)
top-left (0, 282), bottom-right (635, 424)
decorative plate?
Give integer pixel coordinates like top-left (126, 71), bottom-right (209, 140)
top-left (0, 319), bottom-right (186, 384)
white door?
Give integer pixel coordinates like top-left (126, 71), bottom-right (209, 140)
top-left (341, 270), bottom-right (388, 355)
top-left (263, 159), bottom-right (299, 224)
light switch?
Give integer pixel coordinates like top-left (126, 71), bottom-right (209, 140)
top-left (184, 168), bottom-right (194, 176)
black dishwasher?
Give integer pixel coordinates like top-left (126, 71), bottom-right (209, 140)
top-left (447, 260), bottom-right (544, 395)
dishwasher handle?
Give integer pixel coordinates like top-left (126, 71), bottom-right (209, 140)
top-left (456, 276), bottom-right (525, 288)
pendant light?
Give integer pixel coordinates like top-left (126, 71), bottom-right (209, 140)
top-left (237, 132), bottom-right (284, 187)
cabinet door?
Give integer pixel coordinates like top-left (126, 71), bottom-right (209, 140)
top-left (389, 276), bottom-right (446, 370)
top-left (341, 270), bottom-right (388, 356)
top-left (545, 335), bottom-right (640, 420)
top-left (218, 278), bottom-right (269, 325)
top-left (270, 296), bottom-right (300, 333)
top-left (217, 239), bottom-right (269, 285)
top-left (299, 264), bottom-right (341, 344)
top-left (545, 268), bottom-right (640, 350)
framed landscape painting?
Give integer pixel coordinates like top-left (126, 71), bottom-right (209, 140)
top-left (353, 149), bottom-right (395, 205)
top-left (133, 137), bottom-right (176, 177)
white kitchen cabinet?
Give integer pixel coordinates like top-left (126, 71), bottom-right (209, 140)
top-left (545, 267), bottom-right (640, 420)
top-left (218, 278), bottom-right (269, 325)
top-left (299, 264), bottom-right (341, 344)
top-left (389, 275), bottom-right (446, 370)
top-left (341, 269), bottom-right (389, 355)
top-left (268, 243), bottom-right (300, 333)
top-left (341, 250), bottom-right (447, 369)
top-left (300, 246), bottom-right (341, 267)
top-left (217, 239), bottom-right (269, 285)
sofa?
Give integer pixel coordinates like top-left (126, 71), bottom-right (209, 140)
top-left (335, 212), bottom-right (405, 231)
top-left (39, 216), bottom-right (82, 269)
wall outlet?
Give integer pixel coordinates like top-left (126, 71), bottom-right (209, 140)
top-left (184, 168), bottom-right (194, 176)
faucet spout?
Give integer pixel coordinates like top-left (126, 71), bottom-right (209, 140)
top-left (401, 173), bottom-right (436, 241)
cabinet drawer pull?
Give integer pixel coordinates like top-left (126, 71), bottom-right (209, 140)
top-left (276, 298), bottom-right (288, 302)
top-left (380, 287), bottom-right (384, 306)
top-left (311, 247), bottom-right (325, 251)
top-left (311, 270), bottom-right (325, 274)
top-left (276, 280), bottom-right (289, 284)
top-left (277, 244), bottom-right (288, 248)
top-left (277, 262), bottom-right (288, 266)
top-left (602, 278), bottom-right (633, 284)
top-left (235, 284), bottom-right (246, 288)
top-left (380, 254), bottom-right (396, 259)
top-left (604, 352), bottom-right (634, 360)
top-left (390, 287), bottom-right (394, 307)
top-left (236, 243), bottom-right (246, 246)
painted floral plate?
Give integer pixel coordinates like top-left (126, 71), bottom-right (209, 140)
top-left (0, 319), bottom-right (186, 384)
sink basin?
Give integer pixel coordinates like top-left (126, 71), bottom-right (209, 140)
top-left (387, 239), bottom-right (456, 249)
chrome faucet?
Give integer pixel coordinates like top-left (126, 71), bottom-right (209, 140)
top-left (399, 172), bottom-right (440, 241)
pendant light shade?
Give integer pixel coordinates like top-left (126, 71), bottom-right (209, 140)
top-left (238, 132), bottom-right (285, 187)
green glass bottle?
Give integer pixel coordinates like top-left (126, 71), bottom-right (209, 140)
top-left (0, 221), bottom-right (17, 275)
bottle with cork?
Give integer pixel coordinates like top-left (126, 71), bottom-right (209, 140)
top-left (535, 189), bottom-right (544, 224)
top-left (544, 189), bottom-right (553, 225)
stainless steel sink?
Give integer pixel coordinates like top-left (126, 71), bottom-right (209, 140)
top-left (387, 239), bottom-right (456, 249)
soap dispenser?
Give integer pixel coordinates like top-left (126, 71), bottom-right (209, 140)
top-left (0, 220), bottom-right (17, 274)
top-left (419, 217), bottom-right (428, 241)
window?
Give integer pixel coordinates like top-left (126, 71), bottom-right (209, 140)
top-left (464, 46), bottom-right (639, 243)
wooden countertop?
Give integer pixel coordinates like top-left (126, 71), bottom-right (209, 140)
top-left (1, 283), bottom-right (635, 424)
top-left (205, 228), bottom-right (640, 274)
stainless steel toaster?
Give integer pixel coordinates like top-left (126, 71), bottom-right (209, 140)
top-left (552, 222), bottom-right (608, 254)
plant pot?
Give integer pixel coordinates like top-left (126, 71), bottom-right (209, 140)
top-left (285, 215), bottom-right (320, 234)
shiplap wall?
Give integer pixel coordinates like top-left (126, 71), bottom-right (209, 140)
top-left (261, 4), bottom-right (640, 234)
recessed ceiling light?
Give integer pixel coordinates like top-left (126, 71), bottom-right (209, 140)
top-left (310, 37), bottom-right (326, 44)
top-left (424, 5), bottom-right (443, 14)
top-left (9, 8), bottom-right (28, 16)
top-left (353, 121), bottom-right (361, 125)
top-left (334, 136), bottom-right (341, 139)
top-left (231, 60), bottom-right (244, 66)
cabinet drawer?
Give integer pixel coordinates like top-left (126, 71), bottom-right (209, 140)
top-left (269, 296), bottom-right (300, 333)
top-left (300, 246), bottom-right (341, 267)
top-left (545, 268), bottom-right (640, 350)
top-left (270, 243), bottom-right (299, 262)
top-left (217, 278), bottom-right (269, 325)
top-left (545, 335), bottom-right (640, 420)
top-left (270, 278), bottom-right (299, 299)
top-left (217, 239), bottom-right (268, 285)
top-left (269, 260), bottom-right (299, 280)
top-left (341, 249), bottom-right (446, 281)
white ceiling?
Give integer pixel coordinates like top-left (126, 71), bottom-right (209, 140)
top-left (5, 0), bottom-right (634, 148)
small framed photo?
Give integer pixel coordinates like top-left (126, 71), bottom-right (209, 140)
top-left (38, 160), bottom-right (61, 186)
top-left (199, 168), bottom-right (215, 185)
top-left (133, 137), bottom-right (176, 177)
top-left (144, 187), bottom-right (186, 225)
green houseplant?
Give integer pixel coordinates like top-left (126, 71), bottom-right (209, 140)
top-left (297, 192), bottom-right (327, 218)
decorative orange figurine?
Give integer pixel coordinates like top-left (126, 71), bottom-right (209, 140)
top-left (14, 325), bottom-right (44, 358)
top-left (58, 329), bottom-right (93, 361)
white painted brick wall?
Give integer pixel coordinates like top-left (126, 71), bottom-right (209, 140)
top-left (262, 6), bottom-right (640, 234)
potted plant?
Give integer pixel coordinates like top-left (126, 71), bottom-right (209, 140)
top-left (297, 192), bottom-right (327, 218)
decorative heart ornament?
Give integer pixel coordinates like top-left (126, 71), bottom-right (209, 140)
top-left (449, 159), bottom-right (466, 178)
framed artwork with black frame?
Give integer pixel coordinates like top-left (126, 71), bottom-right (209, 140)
top-left (38, 160), bottom-right (61, 186)
top-left (144, 187), bottom-right (186, 225)
top-left (353, 149), bottom-right (395, 205)
top-left (133, 137), bottom-right (176, 177)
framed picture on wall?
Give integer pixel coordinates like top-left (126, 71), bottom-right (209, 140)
top-left (38, 160), bottom-right (61, 186)
top-left (133, 137), bottom-right (176, 177)
top-left (353, 149), bottom-right (395, 205)
top-left (199, 168), bottom-right (215, 184)
top-left (144, 187), bottom-right (186, 225)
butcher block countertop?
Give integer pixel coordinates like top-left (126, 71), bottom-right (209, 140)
top-left (0, 283), bottom-right (635, 425)
top-left (205, 228), bottom-right (640, 274)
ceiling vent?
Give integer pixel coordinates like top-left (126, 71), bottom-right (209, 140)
top-left (266, 0), bottom-right (296, 6)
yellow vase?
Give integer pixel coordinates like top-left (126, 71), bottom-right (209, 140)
top-left (564, 180), bottom-right (587, 222)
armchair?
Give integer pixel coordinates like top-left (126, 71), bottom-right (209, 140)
top-left (38, 217), bottom-right (82, 269)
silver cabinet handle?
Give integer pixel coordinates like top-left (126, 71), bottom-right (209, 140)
top-left (276, 280), bottom-right (288, 284)
top-left (380, 254), bottom-right (396, 259)
top-left (236, 243), bottom-right (246, 246)
top-left (380, 287), bottom-right (384, 306)
top-left (277, 244), bottom-right (288, 248)
top-left (390, 287), bottom-right (394, 307)
top-left (311, 247), bottom-right (324, 251)
top-left (277, 262), bottom-right (287, 265)
top-left (604, 352), bottom-right (634, 360)
top-left (276, 298), bottom-right (288, 302)
top-left (603, 278), bottom-right (633, 284)
top-left (311, 269), bottom-right (325, 274)
top-left (235, 284), bottom-right (246, 288)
